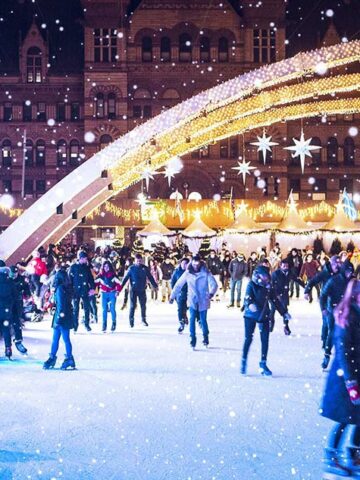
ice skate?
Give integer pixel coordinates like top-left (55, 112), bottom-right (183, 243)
top-left (43, 355), bottom-right (57, 370)
top-left (85, 325), bottom-right (92, 332)
top-left (5, 347), bottom-right (12, 360)
top-left (202, 335), bottom-right (209, 348)
top-left (259, 361), bottom-right (272, 376)
top-left (178, 323), bottom-right (185, 334)
top-left (14, 341), bottom-right (28, 355)
top-left (111, 323), bottom-right (116, 332)
top-left (322, 354), bottom-right (331, 371)
top-left (60, 355), bottom-right (76, 370)
top-left (190, 337), bottom-right (196, 350)
top-left (322, 447), bottom-right (351, 478)
top-left (283, 322), bottom-right (291, 336)
top-left (345, 447), bottom-right (360, 476)
top-left (142, 319), bottom-right (149, 327)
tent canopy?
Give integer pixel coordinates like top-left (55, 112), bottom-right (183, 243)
top-left (138, 217), bottom-right (174, 237)
top-left (321, 204), bottom-right (360, 233)
top-left (226, 209), bottom-right (266, 234)
top-left (275, 192), bottom-right (315, 233)
top-left (182, 217), bottom-right (216, 238)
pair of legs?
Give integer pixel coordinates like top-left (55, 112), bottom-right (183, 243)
top-left (129, 290), bottom-right (147, 326)
top-left (50, 325), bottom-right (72, 358)
top-left (73, 294), bottom-right (91, 331)
top-left (1, 319), bottom-right (11, 350)
top-left (242, 316), bottom-right (270, 362)
top-left (176, 297), bottom-right (187, 332)
top-left (161, 280), bottom-right (171, 301)
top-left (89, 295), bottom-right (98, 323)
top-left (309, 283), bottom-right (321, 302)
top-left (230, 279), bottom-right (242, 306)
top-left (151, 287), bottom-right (158, 301)
top-left (189, 307), bottom-right (209, 347)
top-left (101, 291), bottom-right (117, 331)
top-left (329, 423), bottom-right (360, 450)
top-left (289, 278), bottom-right (300, 298)
top-left (30, 274), bottom-right (43, 310)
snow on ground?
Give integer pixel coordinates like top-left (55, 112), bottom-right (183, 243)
top-left (0, 297), bottom-right (330, 480)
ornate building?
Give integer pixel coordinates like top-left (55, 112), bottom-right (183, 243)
top-left (0, 0), bottom-right (359, 231)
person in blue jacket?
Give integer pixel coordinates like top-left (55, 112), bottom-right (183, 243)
top-left (121, 253), bottom-right (158, 327)
top-left (43, 267), bottom-right (76, 370)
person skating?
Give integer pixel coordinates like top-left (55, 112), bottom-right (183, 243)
top-left (149, 259), bottom-right (162, 302)
top-left (69, 251), bottom-right (96, 332)
top-left (121, 253), bottom-right (158, 327)
top-left (287, 248), bottom-right (303, 299)
top-left (304, 255), bottom-right (341, 351)
top-left (43, 268), bottom-right (76, 370)
top-left (160, 257), bottom-right (175, 302)
top-left (246, 252), bottom-right (258, 280)
top-left (95, 260), bottom-right (122, 333)
top-left (320, 279), bottom-right (360, 477)
top-left (170, 257), bottom-right (190, 334)
top-left (241, 266), bottom-right (291, 376)
top-left (9, 266), bottom-right (30, 354)
top-left (271, 259), bottom-right (303, 336)
top-left (300, 253), bottom-right (321, 303)
top-left (120, 257), bottom-right (133, 310)
top-left (0, 261), bottom-right (17, 359)
top-left (228, 253), bottom-right (247, 308)
top-left (206, 250), bottom-right (223, 301)
top-left (319, 260), bottom-right (354, 370)
top-left (25, 250), bottom-right (48, 311)
top-left (170, 254), bottom-right (218, 349)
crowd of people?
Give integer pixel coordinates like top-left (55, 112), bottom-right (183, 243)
top-left (1, 234), bottom-right (360, 475)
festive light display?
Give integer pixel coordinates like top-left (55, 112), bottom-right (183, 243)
top-left (250, 131), bottom-right (279, 165)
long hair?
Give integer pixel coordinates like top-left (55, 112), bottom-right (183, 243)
top-left (334, 279), bottom-right (360, 329)
top-left (100, 260), bottom-right (115, 276)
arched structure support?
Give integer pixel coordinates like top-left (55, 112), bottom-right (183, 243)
top-left (1, 40), bottom-right (360, 263)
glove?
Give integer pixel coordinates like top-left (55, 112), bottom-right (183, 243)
top-left (283, 312), bottom-right (292, 322)
top-left (115, 284), bottom-right (122, 293)
top-left (346, 380), bottom-right (360, 405)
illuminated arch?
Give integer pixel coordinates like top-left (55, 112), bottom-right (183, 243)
top-left (1, 41), bottom-right (360, 262)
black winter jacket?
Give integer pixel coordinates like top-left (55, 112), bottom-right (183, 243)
top-left (52, 284), bottom-right (74, 329)
top-left (121, 264), bottom-right (157, 292)
top-left (320, 272), bottom-right (349, 313)
top-left (69, 263), bottom-right (95, 297)
top-left (321, 304), bottom-right (360, 425)
top-left (271, 269), bottom-right (291, 308)
top-left (207, 256), bottom-right (223, 276)
top-left (0, 271), bottom-right (17, 322)
top-left (243, 280), bottom-right (287, 323)
top-left (161, 262), bottom-right (175, 281)
top-left (229, 258), bottom-right (247, 281)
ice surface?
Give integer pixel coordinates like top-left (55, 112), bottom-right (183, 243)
top-left (0, 298), bottom-right (329, 480)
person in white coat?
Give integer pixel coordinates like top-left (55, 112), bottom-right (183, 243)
top-left (170, 254), bottom-right (218, 349)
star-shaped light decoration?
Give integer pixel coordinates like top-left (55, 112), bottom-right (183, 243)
top-left (161, 155), bottom-right (184, 187)
top-left (250, 130), bottom-right (279, 164)
top-left (283, 130), bottom-right (321, 173)
top-left (232, 159), bottom-right (256, 185)
top-left (142, 167), bottom-right (159, 191)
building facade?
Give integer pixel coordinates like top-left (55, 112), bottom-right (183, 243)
top-left (0, 0), bottom-right (358, 223)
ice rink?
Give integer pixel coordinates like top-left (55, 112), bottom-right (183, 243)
top-left (0, 297), bottom-right (330, 480)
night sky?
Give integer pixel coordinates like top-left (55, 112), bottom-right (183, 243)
top-left (0, 0), bottom-right (358, 74)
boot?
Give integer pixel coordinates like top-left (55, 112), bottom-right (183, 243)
top-left (14, 340), bottom-right (27, 355)
top-left (129, 319), bottom-right (134, 328)
top-left (5, 346), bottom-right (12, 360)
top-left (142, 319), bottom-right (149, 327)
top-left (323, 447), bottom-right (351, 476)
top-left (227, 303), bottom-right (234, 308)
top-left (190, 336), bottom-right (196, 350)
top-left (236, 302), bottom-right (241, 308)
top-left (346, 447), bottom-right (360, 475)
top-left (60, 355), bottom-right (76, 370)
top-left (43, 355), bottom-right (57, 370)
top-left (111, 323), bottom-right (116, 332)
top-left (178, 322), bottom-right (185, 334)
top-left (321, 354), bottom-right (330, 370)
top-left (85, 325), bottom-right (92, 332)
top-left (240, 358), bottom-right (247, 375)
top-left (259, 361), bottom-right (272, 376)
top-left (202, 335), bottom-right (209, 348)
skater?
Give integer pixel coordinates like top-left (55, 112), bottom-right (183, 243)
top-left (121, 253), bottom-right (158, 327)
top-left (241, 266), bottom-right (291, 376)
top-left (319, 260), bottom-right (354, 370)
top-left (206, 250), bottom-right (223, 301)
top-left (321, 279), bottom-right (360, 477)
top-left (171, 257), bottom-right (190, 334)
top-left (160, 257), bottom-right (175, 302)
top-left (304, 255), bottom-right (341, 350)
top-left (287, 248), bottom-right (302, 299)
top-left (43, 268), bottom-right (76, 370)
top-left (95, 260), bottom-right (122, 332)
top-left (271, 259), bottom-right (303, 335)
top-left (170, 254), bottom-right (218, 349)
top-left (9, 266), bottom-right (29, 354)
top-left (26, 250), bottom-right (48, 311)
top-left (149, 259), bottom-right (162, 301)
top-left (228, 253), bottom-right (247, 308)
top-left (69, 251), bottom-right (96, 332)
top-left (120, 257), bottom-right (133, 310)
top-left (0, 261), bottom-right (17, 359)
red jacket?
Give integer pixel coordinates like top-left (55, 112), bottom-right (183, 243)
top-left (300, 260), bottom-right (319, 280)
top-left (28, 257), bottom-right (48, 276)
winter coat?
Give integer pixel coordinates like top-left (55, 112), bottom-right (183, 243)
top-left (0, 271), bottom-right (16, 321)
top-left (150, 265), bottom-right (162, 284)
top-left (229, 258), bottom-right (247, 281)
top-left (243, 280), bottom-right (287, 323)
top-left (287, 254), bottom-right (303, 279)
top-left (161, 262), bottom-right (175, 281)
top-left (69, 262), bottom-right (95, 297)
top-left (52, 284), bottom-right (74, 329)
top-left (320, 272), bottom-right (349, 313)
top-left (271, 269), bottom-right (290, 308)
top-left (11, 275), bottom-right (30, 320)
top-left (300, 260), bottom-right (319, 282)
top-left (121, 264), bottom-right (158, 292)
top-left (207, 255), bottom-right (223, 276)
top-left (321, 305), bottom-right (360, 425)
top-left (170, 265), bottom-right (218, 312)
top-left (246, 258), bottom-right (258, 278)
top-left (95, 272), bottom-right (121, 293)
top-left (27, 257), bottom-right (48, 276)
top-left (198, 238), bottom-right (211, 259)
top-left (304, 261), bottom-right (333, 294)
top-left (171, 266), bottom-right (188, 302)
